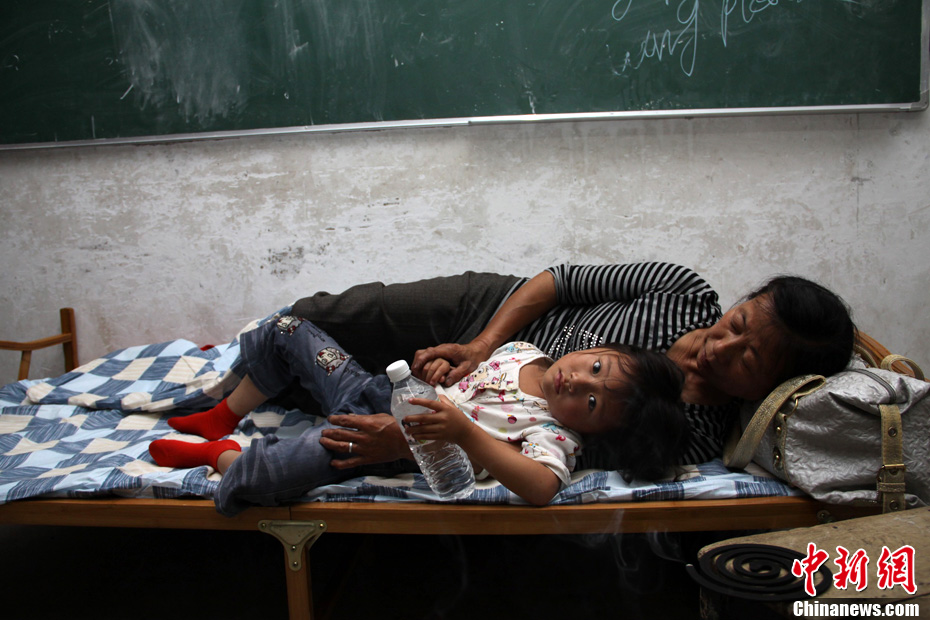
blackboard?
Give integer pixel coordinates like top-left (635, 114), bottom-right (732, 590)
top-left (1, 0), bottom-right (927, 148)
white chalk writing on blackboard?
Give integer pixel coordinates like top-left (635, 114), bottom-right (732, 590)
top-left (612, 0), bottom-right (801, 77)
top-left (722, 0), bottom-right (802, 47)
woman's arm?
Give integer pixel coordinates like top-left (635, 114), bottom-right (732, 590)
top-left (466, 270), bottom-right (558, 355)
top-left (405, 396), bottom-right (562, 506)
top-left (550, 262), bottom-right (713, 306)
top-left (412, 270), bottom-right (558, 386)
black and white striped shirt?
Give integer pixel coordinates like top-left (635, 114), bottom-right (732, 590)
top-left (512, 262), bottom-right (731, 465)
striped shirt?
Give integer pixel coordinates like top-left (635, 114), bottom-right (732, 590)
top-left (512, 262), bottom-right (732, 465)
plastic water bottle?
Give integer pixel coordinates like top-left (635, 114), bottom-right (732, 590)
top-left (386, 360), bottom-right (475, 501)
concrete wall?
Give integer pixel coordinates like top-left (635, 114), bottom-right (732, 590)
top-left (1, 111), bottom-right (929, 381)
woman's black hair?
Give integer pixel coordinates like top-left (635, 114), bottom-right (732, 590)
top-left (582, 344), bottom-right (690, 482)
top-left (745, 275), bottom-right (857, 382)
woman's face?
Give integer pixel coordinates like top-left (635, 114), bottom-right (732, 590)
top-left (696, 294), bottom-right (785, 401)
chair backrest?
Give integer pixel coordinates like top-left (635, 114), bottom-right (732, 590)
top-left (855, 331), bottom-right (924, 381)
top-left (0, 308), bottom-right (78, 381)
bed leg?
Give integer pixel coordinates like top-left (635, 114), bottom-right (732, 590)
top-left (259, 520), bottom-right (328, 620)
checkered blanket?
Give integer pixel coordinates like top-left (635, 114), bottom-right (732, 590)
top-left (0, 311), bottom-right (800, 506)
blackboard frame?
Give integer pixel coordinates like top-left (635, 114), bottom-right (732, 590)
top-left (2, 0), bottom-right (927, 152)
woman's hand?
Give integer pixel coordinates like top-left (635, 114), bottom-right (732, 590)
top-left (403, 396), bottom-right (477, 445)
top-left (319, 413), bottom-right (413, 469)
top-left (412, 340), bottom-right (492, 386)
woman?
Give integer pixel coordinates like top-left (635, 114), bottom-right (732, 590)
top-left (303, 262), bottom-right (855, 470)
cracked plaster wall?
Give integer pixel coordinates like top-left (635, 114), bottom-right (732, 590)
top-left (1, 112), bottom-right (928, 380)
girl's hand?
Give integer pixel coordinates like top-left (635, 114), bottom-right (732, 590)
top-left (417, 358), bottom-right (452, 386)
top-left (412, 341), bottom-right (492, 387)
top-left (403, 396), bottom-right (475, 444)
top-left (405, 397), bottom-right (561, 506)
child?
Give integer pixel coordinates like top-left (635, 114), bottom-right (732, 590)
top-left (150, 314), bottom-right (688, 514)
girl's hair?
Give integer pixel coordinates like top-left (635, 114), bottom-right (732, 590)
top-left (582, 344), bottom-right (690, 482)
top-left (745, 275), bottom-right (857, 382)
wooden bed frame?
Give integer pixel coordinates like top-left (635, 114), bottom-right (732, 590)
top-left (0, 496), bottom-right (877, 619)
top-left (0, 309), bottom-right (903, 619)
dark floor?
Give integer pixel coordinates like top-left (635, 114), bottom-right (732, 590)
top-left (0, 524), bottom-right (734, 619)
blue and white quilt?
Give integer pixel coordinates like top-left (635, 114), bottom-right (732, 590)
top-left (0, 312), bottom-right (800, 506)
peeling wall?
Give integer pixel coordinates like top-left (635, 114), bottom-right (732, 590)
top-left (1, 112), bottom-right (929, 381)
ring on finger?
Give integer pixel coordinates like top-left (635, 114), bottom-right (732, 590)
top-left (348, 441), bottom-right (354, 454)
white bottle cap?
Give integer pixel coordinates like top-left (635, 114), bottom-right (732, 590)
top-left (386, 360), bottom-right (411, 383)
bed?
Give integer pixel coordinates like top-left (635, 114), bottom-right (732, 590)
top-left (0, 308), bottom-right (883, 619)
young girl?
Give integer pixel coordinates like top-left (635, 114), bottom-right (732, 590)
top-left (150, 314), bottom-right (688, 514)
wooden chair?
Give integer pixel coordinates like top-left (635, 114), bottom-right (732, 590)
top-left (0, 307), bottom-right (79, 380)
top-left (855, 330), bottom-right (925, 380)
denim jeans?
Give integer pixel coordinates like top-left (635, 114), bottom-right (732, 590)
top-left (214, 316), bottom-right (410, 516)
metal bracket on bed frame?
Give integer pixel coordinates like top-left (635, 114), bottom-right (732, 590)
top-left (258, 520), bottom-right (328, 572)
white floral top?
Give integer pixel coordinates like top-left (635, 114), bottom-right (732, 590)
top-left (435, 342), bottom-right (581, 488)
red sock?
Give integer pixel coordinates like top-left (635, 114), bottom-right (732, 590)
top-left (168, 399), bottom-right (243, 440)
top-left (149, 439), bottom-right (241, 469)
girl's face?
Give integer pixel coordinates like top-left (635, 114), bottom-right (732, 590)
top-left (540, 348), bottom-right (628, 434)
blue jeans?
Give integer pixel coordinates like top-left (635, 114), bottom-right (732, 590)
top-left (214, 316), bottom-right (411, 516)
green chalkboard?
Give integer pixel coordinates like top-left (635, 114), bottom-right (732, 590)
top-left (1, 0), bottom-right (926, 147)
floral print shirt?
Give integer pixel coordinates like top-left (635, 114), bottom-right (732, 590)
top-left (435, 342), bottom-right (581, 488)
